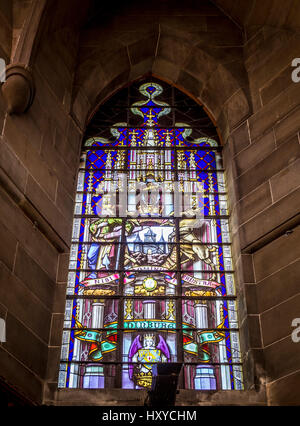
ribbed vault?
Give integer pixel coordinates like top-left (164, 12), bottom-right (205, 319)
top-left (4, 0), bottom-right (299, 138)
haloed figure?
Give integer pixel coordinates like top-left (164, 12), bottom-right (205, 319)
top-left (129, 334), bottom-right (170, 389)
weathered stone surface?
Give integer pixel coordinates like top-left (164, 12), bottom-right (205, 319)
top-left (0, 262), bottom-right (52, 344)
top-left (130, 58), bottom-right (154, 82)
top-left (260, 294), bottom-right (300, 346)
top-left (236, 136), bottom-right (300, 200)
top-left (52, 283), bottom-right (67, 314)
top-left (35, 41), bottom-right (74, 105)
top-left (236, 292), bottom-right (248, 326)
top-left (239, 188), bottom-right (300, 251)
top-left (55, 388), bottom-right (148, 406)
top-left (237, 182), bottom-right (272, 225)
top-left (40, 133), bottom-right (76, 197)
top-left (56, 253), bottom-right (70, 284)
top-left (267, 371), bottom-right (300, 405)
top-left (242, 315), bottom-right (262, 349)
top-left (274, 107), bottom-right (300, 146)
top-left (0, 186), bottom-right (58, 280)
top-left (71, 86), bottom-right (91, 129)
top-left (49, 314), bottom-right (64, 346)
top-left (245, 28), bottom-right (293, 77)
top-left (184, 47), bottom-right (217, 87)
top-left (0, 4), bottom-right (12, 60)
top-left (253, 224), bottom-right (300, 282)
top-left (214, 0), bottom-right (299, 33)
top-left (285, 0), bottom-right (300, 28)
top-left (224, 88), bottom-right (251, 130)
top-left (244, 284), bottom-right (258, 315)
top-left (128, 33), bottom-right (157, 66)
top-left (4, 312), bottom-right (48, 378)
top-left (45, 346), bottom-right (61, 382)
top-left (256, 260), bottom-right (300, 313)
top-left (244, 29), bottom-right (265, 60)
top-left (159, 15), bottom-right (207, 33)
top-left (54, 124), bottom-right (80, 174)
top-left (0, 346), bottom-right (43, 404)
top-left (82, 48), bottom-right (130, 105)
top-left (223, 147), bottom-right (238, 208)
top-left (33, 69), bottom-right (69, 134)
top-left (25, 175), bottom-right (72, 245)
top-left (53, 387), bottom-right (264, 406)
top-left (230, 230), bottom-right (241, 267)
top-left (7, 92), bottom-right (49, 151)
top-left (243, 347), bottom-right (266, 390)
top-left (260, 66), bottom-right (294, 106)
top-left (264, 336), bottom-right (300, 382)
top-left (176, 388), bottom-right (266, 406)
top-left (0, 139), bottom-right (28, 193)
top-left (0, 221), bottom-right (17, 271)
top-left (157, 35), bottom-right (192, 68)
top-left (248, 83), bottom-right (300, 142)
top-left (235, 253), bottom-right (255, 285)
top-left (270, 159), bottom-right (300, 202)
top-left (66, 119), bottom-right (83, 160)
top-left (3, 114), bottom-right (57, 201)
top-left (14, 245), bottom-right (55, 309)
top-left (206, 65), bottom-right (241, 106)
top-left (227, 121), bottom-right (251, 156)
top-left (234, 131), bottom-right (275, 177)
top-left (43, 382), bottom-right (59, 405)
top-left (177, 70), bottom-right (203, 100)
top-left (55, 182), bottom-right (75, 223)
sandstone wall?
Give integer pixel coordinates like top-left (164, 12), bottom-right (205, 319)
top-left (0, 22), bottom-right (82, 403)
top-left (225, 27), bottom-right (300, 406)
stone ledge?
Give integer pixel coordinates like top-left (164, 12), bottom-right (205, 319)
top-left (50, 388), bottom-right (266, 406)
top-left (53, 389), bottom-right (148, 406)
top-left (176, 389), bottom-right (266, 406)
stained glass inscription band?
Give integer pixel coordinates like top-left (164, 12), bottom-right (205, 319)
top-left (59, 80), bottom-right (243, 391)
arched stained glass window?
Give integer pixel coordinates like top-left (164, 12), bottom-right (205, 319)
top-left (58, 79), bottom-right (244, 391)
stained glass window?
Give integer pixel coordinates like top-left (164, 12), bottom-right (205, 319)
top-left (58, 79), bottom-right (244, 391)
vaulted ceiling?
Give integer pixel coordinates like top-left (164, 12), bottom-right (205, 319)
top-left (1, 0), bottom-right (299, 132)
top-left (213, 0), bottom-right (300, 33)
top-left (82, 0), bottom-right (300, 35)
top-left (3, 0), bottom-right (299, 62)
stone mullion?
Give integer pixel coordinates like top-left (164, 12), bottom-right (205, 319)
top-left (114, 115), bottom-right (129, 386)
top-left (174, 127), bottom-right (184, 387)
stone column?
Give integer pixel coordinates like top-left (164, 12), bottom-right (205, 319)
top-left (83, 299), bottom-right (105, 388)
top-left (143, 300), bottom-right (155, 319)
top-left (194, 300), bottom-right (208, 330)
top-left (194, 299), bottom-right (216, 390)
top-left (217, 300), bottom-right (231, 390)
top-left (123, 286), bottom-right (134, 388)
top-left (165, 283), bottom-right (176, 359)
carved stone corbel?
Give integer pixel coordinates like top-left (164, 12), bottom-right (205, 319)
top-left (1, 64), bottom-right (35, 114)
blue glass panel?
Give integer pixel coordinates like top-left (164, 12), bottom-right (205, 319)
top-left (86, 150), bottom-right (125, 169)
